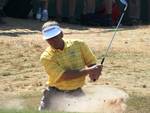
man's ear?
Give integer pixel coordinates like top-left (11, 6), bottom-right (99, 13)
top-left (60, 32), bottom-right (64, 38)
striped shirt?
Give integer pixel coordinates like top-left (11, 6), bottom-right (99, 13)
top-left (40, 39), bottom-right (96, 90)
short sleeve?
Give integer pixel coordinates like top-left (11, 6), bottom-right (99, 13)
top-left (40, 58), bottom-right (65, 83)
top-left (79, 41), bottom-right (97, 66)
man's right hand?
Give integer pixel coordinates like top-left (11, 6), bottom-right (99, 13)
top-left (87, 64), bottom-right (103, 81)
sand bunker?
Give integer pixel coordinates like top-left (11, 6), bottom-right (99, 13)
top-left (47, 85), bottom-right (129, 113)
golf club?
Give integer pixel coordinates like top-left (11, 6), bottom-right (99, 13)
top-left (93, 1), bottom-right (128, 82)
top-left (101, 1), bottom-right (128, 65)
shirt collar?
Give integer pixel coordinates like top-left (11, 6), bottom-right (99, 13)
top-left (51, 40), bottom-right (67, 52)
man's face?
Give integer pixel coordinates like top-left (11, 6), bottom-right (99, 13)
top-left (46, 32), bottom-right (64, 49)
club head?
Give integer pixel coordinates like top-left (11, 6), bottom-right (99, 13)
top-left (120, 0), bottom-right (128, 11)
top-left (124, 4), bottom-right (128, 11)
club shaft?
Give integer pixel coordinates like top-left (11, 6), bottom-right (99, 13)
top-left (101, 5), bottom-right (128, 65)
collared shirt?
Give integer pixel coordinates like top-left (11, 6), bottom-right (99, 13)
top-left (40, 39), bottom-right (96, 90)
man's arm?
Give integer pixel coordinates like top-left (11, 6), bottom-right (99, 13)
top-left (88, 64), bottom-right (103, 81)
top-left (40, 56), bottom-right (101, 83)
top-left (79, 41), bottom-right (103, 81)
top-left (56, 65), bottom-right (101, 82)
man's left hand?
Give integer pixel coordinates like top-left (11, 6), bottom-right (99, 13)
top-left (89, 64), bottom-right (103, 81)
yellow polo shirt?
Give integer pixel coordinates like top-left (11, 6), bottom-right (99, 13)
top-left (40, 39), bottom-right (96, 90)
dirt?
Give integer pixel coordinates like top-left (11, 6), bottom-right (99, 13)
top-left (45, 85), bottom-right (129, 113)
top-left (0, 17), bottom-right (150, 104)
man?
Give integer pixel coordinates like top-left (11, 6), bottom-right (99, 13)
top-left (128, 0), bottom-right (141, 25)
top-left (83, 0), bottom-right (96, 15)
top-left (103, 0), bottom-right (114, 26)
top-left (39, 21), bottom-right (103, 111)
top-left (0, 0), bottom-right (8, 24)
top-left (40, 0), bottom-right (49, 21)
top-left (148, 0), bottom-right (150, 23)
top-left (35, 0), bottom-right (49, 21)
top-left (56, 0), bottom-right (76, 22)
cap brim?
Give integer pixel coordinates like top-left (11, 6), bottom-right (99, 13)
top-left (42, 26), bottom-right (62, 40)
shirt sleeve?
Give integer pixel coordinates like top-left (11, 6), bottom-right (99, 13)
top-left (40, 57), bottom-right (65, 83)
top-left (79, 41), bottom-right (97, 66)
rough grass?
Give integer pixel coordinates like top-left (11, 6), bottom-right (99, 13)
top-left (0, 17), bottom-right (150, 113)
top-left (0, 109), bottom-right (60, 113)
top-left (126, 95), bottom-right (150, 113)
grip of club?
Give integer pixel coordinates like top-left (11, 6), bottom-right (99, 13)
top-left (92, 58), bottom-right (105, 82)
top-left (93, 79), bottom-right (96, 82)
top-left (101, 57), bottom-right (105, 65)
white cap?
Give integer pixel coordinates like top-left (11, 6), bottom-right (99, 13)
top-left (42, 25), bottom-right (62, 40)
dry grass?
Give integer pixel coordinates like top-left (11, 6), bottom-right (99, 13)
top-left (0, 17), bottom-right (150, 113)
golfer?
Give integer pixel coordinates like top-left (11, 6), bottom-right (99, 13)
top-left (39, 21), bottom-right (103, 111)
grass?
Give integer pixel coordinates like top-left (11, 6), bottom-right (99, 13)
top-left (1, 72), bottom-right (12, 76)
top-left (0, 109), bottom-right (59, 113)
top-left (0, 18), bottom-right (150, 113)
top-left (126, 95), bottom-right (150, 113)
